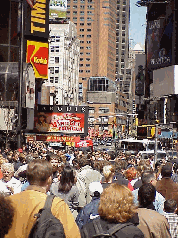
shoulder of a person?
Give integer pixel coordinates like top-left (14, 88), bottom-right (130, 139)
top-left (137, 208), bottom-right (167, 220)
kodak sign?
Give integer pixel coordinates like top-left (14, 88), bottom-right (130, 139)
top-left (26, 40), bottom-right (48, 79)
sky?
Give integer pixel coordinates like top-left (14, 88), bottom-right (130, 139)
top-left (129, 0), bottom-right (147, 50)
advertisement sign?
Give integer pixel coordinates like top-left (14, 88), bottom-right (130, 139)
top-left (34, 105), bottom-right (89, 136)
top-left (24, 0), bottom-right (49, 40)
top-left (49, 0), bottom-right (67, 20)
top-left (147, 10), bottom-right (173, 70)
top-left (26, 40), bottom-right (48, 79)
top-left (75, 140), bottom-right (93, 148)
top-left (36, 135), bottom-right (80, 142)
top-left (24, 64), bottom-right (35, 108)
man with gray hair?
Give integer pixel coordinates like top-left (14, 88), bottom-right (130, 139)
top-left (0, 163), bottom-right (22, 195)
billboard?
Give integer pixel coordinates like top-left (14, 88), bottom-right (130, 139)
top-left (26, 40), bottom-right (48, 79)
top-left (146, 4), bottom-right (174, 70)
top-left (24, 64), bottom-right (35, 108)
top-left (49, 0), bottom-right (67, 20)
top-left (24, 0), bottom-right (49, 40)
top-left (34, 105), bottom-right (89, 136)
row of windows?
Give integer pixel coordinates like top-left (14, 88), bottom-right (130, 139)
top-left (80, 28), bottom-right (92, 31)
top-left (72, 17), bottom-right (93, 21)
top-left (71, 10), bottom-right (93, 15)
top-left (79, 70), bottom-right (90, 73)
top-left (68, 5), bottom-right (93, 9)
top-left (80, 40), bottom-right (91, 44)
top-left (80, 58), bottom-right (91, 61)
top-left (79, 64), bottom-right (91, 67)
top-left (79, 34), bottom-right (92, 38)
top-left (50, 77), bottom-right (59, 84)
top-left (80, 46), bottom-right (91, 50)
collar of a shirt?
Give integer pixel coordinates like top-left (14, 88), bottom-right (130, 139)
top-left (26, 185), bottom-right (46, 193)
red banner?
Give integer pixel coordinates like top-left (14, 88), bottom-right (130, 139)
top-left (75, 140), bottom-right (93, 148)
top-left (36, 135), bottom-right (80, 142)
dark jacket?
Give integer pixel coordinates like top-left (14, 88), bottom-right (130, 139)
top-left (76, 196), bottom-right (100, 229)
top-left (80, 217), bottom-right (144, 238)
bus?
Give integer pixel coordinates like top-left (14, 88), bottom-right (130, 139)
top-left (118, 138), bottom-right (162, 154)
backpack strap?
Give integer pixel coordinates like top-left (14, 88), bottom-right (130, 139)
top-left (107, 222), bottom-right (133, 235)
top-left (92, 219), bottom-right (110, 238)
top-left (44, 195), bottom-right (55, 209)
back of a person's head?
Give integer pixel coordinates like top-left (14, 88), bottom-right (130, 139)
top-left (164, 199), bottom-right (177, 213)
top-left (161, 162), bottom-right (172, 178)
top-left (58, 165), bottom-right (75, 192)
top-left (138, 183), bottom-right (156, 208)
top-left (103, 165), bottom-right (114, 181)
top-left (98, 183), bottom-right (136, 223)
top-left (26, 159), bottom-right (53, 186)
top-left (0, 194), bottom-right (14, 237)
top-left (141, 171), bottom-right (155, 184)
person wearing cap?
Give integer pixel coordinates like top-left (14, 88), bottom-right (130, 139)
top-left (76, 182), bottom-right (103, 229)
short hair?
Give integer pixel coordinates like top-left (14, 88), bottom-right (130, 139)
top-left (46, 153), bottom-right (60, 162)
top-left (161, 163), bottom-right (172, 177)
top-left (26, 159), bottom-right (53, 186)
top-left (1, 163), bottom-right (14, 173)
top-left (138, 183), bottom-right (156, 208)
top-left (125, 167), bottom-right (137, 181)
top-left (164, 199), bottom-right (177, 213)
top-left (0, 194), bottom-right (14, 237)
top-left (141, 171), bottom-right (155, 184)
top-left (103, 165), bottom-right (114, 181)
top-left (98, 183), bottom-right (136, 223)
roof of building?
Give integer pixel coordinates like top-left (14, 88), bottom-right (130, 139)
top-left (133, 44), bottom-right (144, 51)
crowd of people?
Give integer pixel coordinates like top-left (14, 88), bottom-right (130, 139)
top-left (0, 141), bottom-right (178, 237)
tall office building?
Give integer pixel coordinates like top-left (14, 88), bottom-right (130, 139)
top-left (67, 0), bottom-right (117, 102)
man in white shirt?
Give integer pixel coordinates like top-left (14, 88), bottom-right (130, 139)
top-left (0, 163), bottom-right (22, 195)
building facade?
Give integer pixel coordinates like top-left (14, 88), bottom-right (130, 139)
top-left (43, 21), bottom-right (80, 106)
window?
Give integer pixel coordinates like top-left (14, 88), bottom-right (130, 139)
top-left (87, 17), bottom-right (92, 21)
top-left (86, 70), bottom-right (90, 73)
top-left (80, 17), bottom-right (84, 20)
top-left (87, 35), bottom-right (91, 38)
top-left (80, 40), bottom-right (84, 44)
top-left (122, 26), bottom-right (125, 30)
top-left (86, 52), bottom-right (90, 55)
top-left (55, 77), bottom-right (58, 83)
top-left (80, 34), bottom-right (84, 38)
top-left (80, 11), bottom-right (84, 15)
top-left (80, 58), bottom-right (84, 61)
top-left (87, 23), bottom-right (91, 26)
top-left (86, 46), bottom-right (91, 49)
top-left (55, 57), bottom-right (59, 63)
top-left (80, 46), bottom-right (84, 49)
top-left (50, 67), bottom-right (54, 74)
top-left (50, 77), bottom-right (54, 83)
top-left (73, 11), bottom-right (77, 15)
top-left (50, 46), bottom-right (54, 52)
top-left (86, 58), bottom-right (90, 61)
top-left (55, 67), bottom-right (59, 73)
top-left (99, 108), bottom-right (109, 113)
top-left (73, 5), bottom-right (77, 8)
top-left (80, 0), bottom-right (85, 2)
top-left (87, 11), bottom-right (92, 14)
top-left (86, 40), bottom-right (91, 43)
top-left (73, 0), bottom-right (77, 2)
top-left (50, 57), bottom-right (54, 64)
top-left (79, 70), bottom-right (83, 73)
top-left (86, 64), bottom-right (90, 67)
top-left (80, 28), bottom-right (84, 32)
top-left (80, 23), bottom-right (84, 26)
top-left (88, 0), bottom-right (92, 2)
top-left (56, 36), bottom-right (60, 42)
top-left (80, 5), bottom-right (85, 9)
top-left (88, 5), bottom-right (93, 9)
top-left (79, 64), bottom-right (83, 67)
top-left (73, 17), bottom-right (77, 21)
top-left (80, 52), bottom-right (84, 55)
top-left (55, 46), bottom-right (59, 52)
top-left (87, 29), bottom-right (91, 31)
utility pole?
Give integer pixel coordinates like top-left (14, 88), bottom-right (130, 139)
top-left (154, 110), bottom-right (158, 164)
top-left (17, 0), bottom-right (24, 149)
